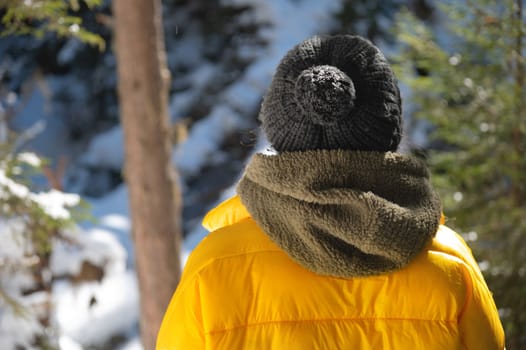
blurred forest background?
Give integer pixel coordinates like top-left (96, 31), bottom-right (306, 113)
top-left (0, 0), bottom-right (524, 349)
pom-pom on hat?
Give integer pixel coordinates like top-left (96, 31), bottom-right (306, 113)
top-left (259, 35), bottom-right (402, 152)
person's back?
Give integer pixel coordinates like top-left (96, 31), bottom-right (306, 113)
top-left (157, 35), bottom-right (504, 349)
top-left (158, 197), bottom-right (503, 349)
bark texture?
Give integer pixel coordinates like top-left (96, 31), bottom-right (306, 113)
top-left (112, 1), bottom-right (182, 349)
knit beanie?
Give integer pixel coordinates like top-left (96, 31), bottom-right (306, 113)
top-left (259, 35), bottom-right (402, 152)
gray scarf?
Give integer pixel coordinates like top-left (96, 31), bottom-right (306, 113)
top-left (236, 149), bottom-right (442, 278)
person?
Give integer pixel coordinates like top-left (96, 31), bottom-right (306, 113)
top-left (156, 34), bottom-right (505, 349)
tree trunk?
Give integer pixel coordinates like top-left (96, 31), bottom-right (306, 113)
top-left (112, 1), bottom-right (182, 349)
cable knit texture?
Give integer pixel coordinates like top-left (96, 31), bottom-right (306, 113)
top-left (260, 35), bottom-right (402, 152)
top-left (237, 150), bottom-right (442, 277)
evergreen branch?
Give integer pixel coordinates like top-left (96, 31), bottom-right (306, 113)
top-left (0, 283), bottom-right (27, 316)
top-left (0, 0), bottom-right (105, 50)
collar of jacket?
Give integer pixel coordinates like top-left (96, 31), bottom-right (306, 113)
top-left (236, 149), bottom-right (442, 278)
top-left (202, 195), bottom-right (251, 232)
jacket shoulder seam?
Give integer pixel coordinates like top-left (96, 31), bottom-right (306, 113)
top-left (195, 249), bottom-right (284, 275)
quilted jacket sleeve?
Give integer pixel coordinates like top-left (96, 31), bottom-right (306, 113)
top-left (458, 260), bottom-right (505, 350)
top-left (156, 274), bottom-right (204, 350)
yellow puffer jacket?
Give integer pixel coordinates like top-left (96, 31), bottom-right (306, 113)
top-left (157, 196), bottom-right (504, 350)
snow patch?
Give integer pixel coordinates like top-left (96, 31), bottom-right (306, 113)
top-left (174, 105), bottom-right (241, 177)
top-left (81, 126), bottom-right (124, 171)
top-left (54, 271), bottom-right (139, 348)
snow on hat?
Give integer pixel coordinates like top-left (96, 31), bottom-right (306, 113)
top-left (259, 34), bottom-right (402, 152)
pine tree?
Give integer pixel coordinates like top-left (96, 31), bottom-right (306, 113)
top-left (394, 1), bottom-right (525, 348)
top-left (0, 142), bottom-right (85, 349)
top-left (0, 3), bottom-right (101, 348)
